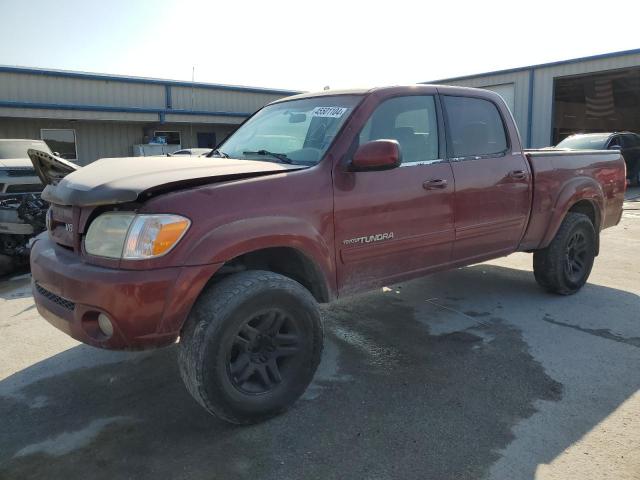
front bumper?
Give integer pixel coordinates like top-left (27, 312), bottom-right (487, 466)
top-left (30, 235), bottom-right (221, 350)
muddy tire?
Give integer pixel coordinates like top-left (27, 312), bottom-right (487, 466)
top-left (533, 213), bottom-right (596, 295)
top-left (178, 270), bottom-right (323, 424)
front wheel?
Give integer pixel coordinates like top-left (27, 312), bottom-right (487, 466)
top-left (533, 212), bottom-right (596, 295)
top-left (178, 270), bottom-right (323, 424)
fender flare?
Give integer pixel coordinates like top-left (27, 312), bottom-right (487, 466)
top-left (181, 216), bottom-right (336, 299)
top-left (540, 176), bottom-right (604, 249)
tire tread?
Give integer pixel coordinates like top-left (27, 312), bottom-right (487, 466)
top-left (178, 270), bottom-right (322, 424)
top-left (533, 212), bottom-right (595, 295)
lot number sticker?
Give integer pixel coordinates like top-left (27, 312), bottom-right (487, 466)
top-left (311, 106), bottom-right (348, 118)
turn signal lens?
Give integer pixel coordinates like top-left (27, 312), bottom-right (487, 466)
top-left (122, 215), bottom-right (190, 259)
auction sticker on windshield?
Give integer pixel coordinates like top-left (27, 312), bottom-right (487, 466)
top-left (311, 107), bottom-right (348, 118)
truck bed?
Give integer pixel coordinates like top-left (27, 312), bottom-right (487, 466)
top-left (519, 149), bottom-right (626, 251)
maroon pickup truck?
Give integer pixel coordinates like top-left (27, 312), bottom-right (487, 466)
top-left (29, 85), bottom-right (626, 424)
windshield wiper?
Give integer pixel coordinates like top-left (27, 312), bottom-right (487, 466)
top-left (207, 149), bottom-right (229, 158)
top-left (242, 150), bottom-right (294, 164)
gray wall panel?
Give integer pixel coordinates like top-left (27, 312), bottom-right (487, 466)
top-left (0, 72), bottom-right (166, 108)
top-left (170, 86), bottom-right (283, 113)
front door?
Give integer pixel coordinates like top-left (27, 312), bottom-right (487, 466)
top-left (333, 94), bottom-right (455, 295)
top-left (441, 94), bottom-right (531, 263)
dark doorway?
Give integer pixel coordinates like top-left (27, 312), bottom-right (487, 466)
top-left (552, 67), bottom-right (640, 144)
top-left (197, 132), bottom-right (216, 148)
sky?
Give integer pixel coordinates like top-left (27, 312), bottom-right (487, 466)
top-left (1, 0), bottom-right (639, 92)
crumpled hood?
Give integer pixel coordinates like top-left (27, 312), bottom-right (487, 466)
top-left (38, 154), bottom-right (308, 207)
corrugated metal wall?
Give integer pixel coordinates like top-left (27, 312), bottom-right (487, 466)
top-left (436, 51), bottom-right (640, 148)
top-left (0, 71), bottom-right (166, 108)
top-left (0, 118), bottom-right (235, 164)
top-left (0, 69), bottom-right (294, 115)
top-left (530, 52), bottom-right (640, 147)
top-left (171, 86), bottom-right (281, 115)
top-left (0, 67), bottom-right (298, 163)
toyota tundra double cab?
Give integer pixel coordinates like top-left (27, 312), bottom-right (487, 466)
top-left (29, 85), bottom-right (626, 424)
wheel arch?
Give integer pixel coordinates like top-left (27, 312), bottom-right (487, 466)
top-left (212, 246), bottom-right (333, 303)
top-left (540, 178), bottom-right (604, 253)
top-left (182, 216), bottom-right (337, 303)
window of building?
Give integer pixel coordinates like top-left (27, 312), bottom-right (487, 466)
top-left (41, 129), bottom-right (77, 160)
top-left (153, 131), bottom-right (181, 145)
top-left (358, 95), bottom-right (439, 163)
top-left (442, 96), bottom-right (508, 158)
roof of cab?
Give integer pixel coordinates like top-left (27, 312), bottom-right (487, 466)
top-left (269, 84), bottom-right (502, 104)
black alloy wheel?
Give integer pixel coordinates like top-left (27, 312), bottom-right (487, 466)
top-left (227, 310), bottom-right (301, 394)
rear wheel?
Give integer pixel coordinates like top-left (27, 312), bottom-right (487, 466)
top-left (533, 212), bottom-right (596, 295)
top-left (178, 270), bottom-right (323, 424)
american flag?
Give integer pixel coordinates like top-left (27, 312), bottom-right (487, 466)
top-left (585, 73), bottom-right (628, 118)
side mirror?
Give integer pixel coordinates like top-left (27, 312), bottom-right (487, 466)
top-left (351, 140), bottom-right (401, 172)
top-left (608, 144), bottom-right (622, 151)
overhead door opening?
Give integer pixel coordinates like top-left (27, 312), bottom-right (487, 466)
top-left (552, 67), bottom-right (640, 144)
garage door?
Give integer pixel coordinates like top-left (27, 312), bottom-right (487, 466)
top-left (552, 67), bottom-right (640, 144)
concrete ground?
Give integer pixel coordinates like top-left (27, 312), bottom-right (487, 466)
top-left (1, 188), bottom-right (639, 480)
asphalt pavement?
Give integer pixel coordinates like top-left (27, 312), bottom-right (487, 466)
top-left (1, 188), bottom-right (638, 480)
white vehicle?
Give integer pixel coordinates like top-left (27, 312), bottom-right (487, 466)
top-left (169, 148), bottom-right (213, 156)
top-left (0, 139), bottom-right (50, 195)
top-left (0, 139), bottom-right (52, 273)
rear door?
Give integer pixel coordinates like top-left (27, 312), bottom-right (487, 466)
top-left (441, 94), bottom-right (531, 263)
top-left (333, 94), bottom-right (455, 295)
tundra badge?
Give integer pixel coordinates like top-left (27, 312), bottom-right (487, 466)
top-left (343, 232), bottom-right (394, 246)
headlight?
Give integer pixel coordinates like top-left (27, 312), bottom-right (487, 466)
top-left (84, 212), bottom-right (190, 259)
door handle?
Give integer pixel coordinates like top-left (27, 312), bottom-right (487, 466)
top-left (508, 170), bottom-right (527, 180)
top-left (423, 178), bottom-right (448, 190)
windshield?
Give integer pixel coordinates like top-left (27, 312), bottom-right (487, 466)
top-left (0, 140), bottom-right (52, 159)
top-left (556, 134), bottom-right (610, 150)
top-left (218, 95), bottom-right (362, 165)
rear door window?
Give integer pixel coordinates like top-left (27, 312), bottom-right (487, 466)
top-left (442, 96), bottom-right (508, 158)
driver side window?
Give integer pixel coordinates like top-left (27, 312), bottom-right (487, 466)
top-left (359, 96), bottom-right (439, 163)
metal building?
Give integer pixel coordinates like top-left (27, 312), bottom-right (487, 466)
top-left (429, 48), bottom-right (640, 148)
top-left (0, 66), bottom-right (299, 164)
